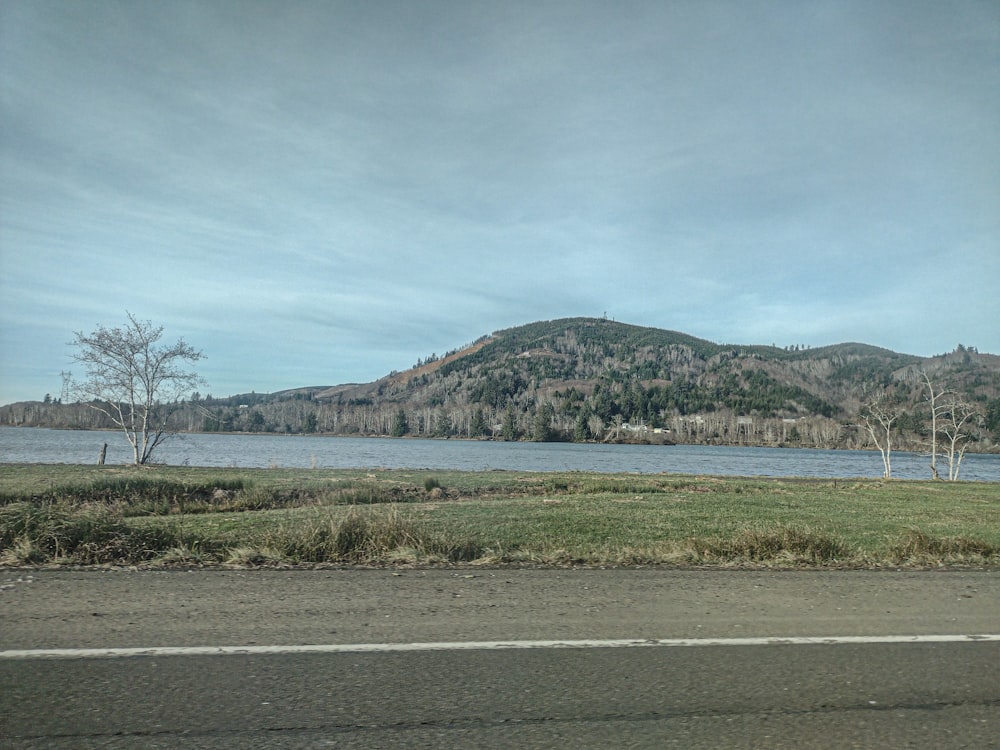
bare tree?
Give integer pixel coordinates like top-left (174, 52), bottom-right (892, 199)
top-left (921, 370), bottom-right (948, 480)
top-left (603, 413), bottom-right (624, 443)
top-left (860, 390), bottom-right (900, 479)
top-left (70, 313), bottom-right (204, 465)
top-left (938, 399), bottom-right (980, 481)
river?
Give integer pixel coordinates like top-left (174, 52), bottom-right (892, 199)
top-left (2, 427), bottom-right (999, 480)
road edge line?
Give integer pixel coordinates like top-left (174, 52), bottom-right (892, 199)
top-left (3, 634), bottom-right (999, 659)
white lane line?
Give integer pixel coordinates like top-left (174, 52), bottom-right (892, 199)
top-left (2, 634), bottom-right (998, 660)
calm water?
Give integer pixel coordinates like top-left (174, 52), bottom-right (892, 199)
top-left (2, 427), bottom-right (999, 480)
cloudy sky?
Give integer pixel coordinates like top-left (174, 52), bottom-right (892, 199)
top-left (1, 1), bottom-right (998, 404)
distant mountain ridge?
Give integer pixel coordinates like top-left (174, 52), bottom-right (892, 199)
top-left (4, 317), bottom-right (999, 450)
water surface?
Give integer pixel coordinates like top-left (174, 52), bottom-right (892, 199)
top-left (2, 427), bottom-right (998, 481)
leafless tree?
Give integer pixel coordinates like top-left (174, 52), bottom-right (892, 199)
top-left (70, 313), bottom-right (204, 465)
top-left (587, 414), bottom-right (605, 440)
top-left (603, 414), bottom-right (624, 443)
top-left (860, 390), bottom-right (900, 479)
top-left (921, 370), bottom-right (949, 480)
top-left (938, 399), bottom-right (981, 481)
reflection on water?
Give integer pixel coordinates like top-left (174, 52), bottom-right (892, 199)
top-left (1, 427), bottom-right (998, 481)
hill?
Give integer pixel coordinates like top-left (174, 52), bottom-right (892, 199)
top-left (4, 317), bottom-right (1000, 450)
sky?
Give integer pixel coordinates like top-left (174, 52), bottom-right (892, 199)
top-left (1, 0), bottom-right (998, 404)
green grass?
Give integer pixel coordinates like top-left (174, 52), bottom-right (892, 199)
top-left (0, 464), bottom-right (997, 568)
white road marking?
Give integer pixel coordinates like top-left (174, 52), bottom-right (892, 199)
top-left (2, 634), bottom-right (998, 660)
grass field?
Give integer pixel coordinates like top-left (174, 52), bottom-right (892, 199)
top-left (1, 464), bottom-right (998, 568)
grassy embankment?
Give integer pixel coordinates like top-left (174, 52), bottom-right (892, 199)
top-left (1, 464), bottom-right (998, 568)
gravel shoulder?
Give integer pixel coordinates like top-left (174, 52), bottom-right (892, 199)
top-left (2, 568), bottom-right (997, 650)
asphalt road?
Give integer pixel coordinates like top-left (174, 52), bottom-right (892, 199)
top-left (2, 569), bottom-right (998, 748)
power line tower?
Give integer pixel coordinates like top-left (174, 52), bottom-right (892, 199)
top-left (60, 371), bottom-right (72, 403)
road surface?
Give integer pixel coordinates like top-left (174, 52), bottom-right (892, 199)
top-left (2, 569), bottom-right (998, 748)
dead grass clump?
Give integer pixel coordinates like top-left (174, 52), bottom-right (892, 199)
top-left (153, 544), bottom-right (211, 567)
top-left (0, 537), bottom-right (47, 566)
top-left (224, 546), bottom-right (288, 567)
top-left (426, 535), bottom-right (486, 562)
top-left (329, 486), bottom-right (414, 505)
top-left (330, 507), bottom-right (414, 558)
top-left (687, 527), bottom-right (850, 564)
top-left (0, 501), bottom-right (177, 565)
top-left (30, 476), bottom-right (252, 515)
top-left (890, 529), bottom-right (998, 564)
top-left (580, 480), bottom-right (662, 495)
top-left (237, 507), bottom-right (485, 564)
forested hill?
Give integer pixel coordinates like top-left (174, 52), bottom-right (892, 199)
top-left (5, 317), bottom-right (1000, 450)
